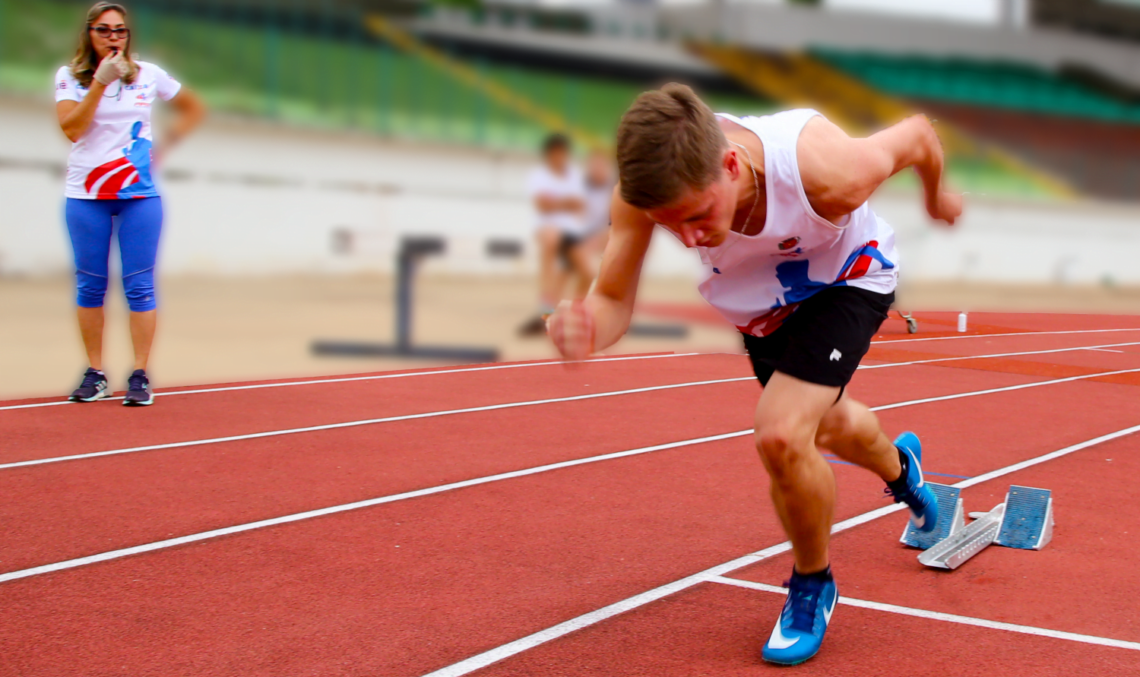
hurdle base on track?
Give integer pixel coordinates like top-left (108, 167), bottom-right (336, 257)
top-left (311, 341), bottom-right (498, 363)
top-left (627, 323), bottom-right (690, 338)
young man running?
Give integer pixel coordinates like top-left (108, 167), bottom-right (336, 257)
top-left (547, 84), bottom-right (961, 665)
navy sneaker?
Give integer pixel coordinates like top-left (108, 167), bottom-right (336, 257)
top-left (122, 369), bottom-right (154, 406)
top-left (68, 368), bottom-right (109, 402)
top-left (762, 569), bottom-right (839, 665)
top-left (885, 432), bottom-right (939, 533)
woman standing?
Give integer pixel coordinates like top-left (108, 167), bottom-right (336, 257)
top-left (55, 2), bottom-right (205, 405)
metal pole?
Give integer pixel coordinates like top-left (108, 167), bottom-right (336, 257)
top-left (395, 244), bottom-right (414, 352)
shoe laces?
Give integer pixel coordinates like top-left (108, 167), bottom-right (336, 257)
top-left (127, 371), bottom-right (148, 391)
top-left (782, 576), bottom-right (825, 632)
top-left (883, 486), bottom-right (906, 503)
top-left (80, 369), bottom-right (104, 388)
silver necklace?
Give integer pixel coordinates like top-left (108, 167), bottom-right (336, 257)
top-left (709, 141), bottom-right (761, 261)
top-left (731, 140), bottom-right (761, 234)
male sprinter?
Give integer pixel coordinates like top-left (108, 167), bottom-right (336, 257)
top-left (547, 84), bottom-right (961, 665)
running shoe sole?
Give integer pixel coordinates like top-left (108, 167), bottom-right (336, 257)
top-left (69, 389), bottom-right (108, 403)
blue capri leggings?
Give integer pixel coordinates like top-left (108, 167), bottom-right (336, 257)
top-left (65, 197), bottom-right (163, 312)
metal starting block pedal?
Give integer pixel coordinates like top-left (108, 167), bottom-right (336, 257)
top-left (916, 485), bottom-right (1054, 570)
top-left (900, 483), bottom-right (964, 550)
top-left (996, 485), bottom-right (1054, 550)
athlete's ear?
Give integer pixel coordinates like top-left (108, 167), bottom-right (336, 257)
top-left (723, 147), bottom-right (740, 182)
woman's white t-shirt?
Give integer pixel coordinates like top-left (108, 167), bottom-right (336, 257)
top-left (55, 61), bottom-right (182, 200)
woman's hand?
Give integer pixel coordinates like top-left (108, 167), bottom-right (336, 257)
top-left (93, 50), bottom-right (127, 86)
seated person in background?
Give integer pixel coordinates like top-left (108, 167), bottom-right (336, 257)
top-left (582, 148), bottom-right (616, 255)
top-left (518, 133), bottom-right (592, 336)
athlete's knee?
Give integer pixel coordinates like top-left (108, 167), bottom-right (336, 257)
top-left (817, 399), bottom-right (876, 450)
top-left (755, 419), bottom-right (814, 475)
top-left (123, 268), bottom-right (157, 312)
top-left (75, 270), bottom-right (108, 308)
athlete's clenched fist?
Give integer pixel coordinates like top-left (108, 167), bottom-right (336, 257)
top-left (546, 299), bottom-right (595, 361)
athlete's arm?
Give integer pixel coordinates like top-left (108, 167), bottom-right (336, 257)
top-left (547, 187), bottom-right (653, 360)
top-left (56, 85), bottom-right (107, 143)
top-left (797, 115), bottom-right (962, 225)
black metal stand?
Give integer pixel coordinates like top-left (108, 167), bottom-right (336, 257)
top-left (627, 323), bottom-right (689, 338)
top-left (312, 236), bottom-right (500, 363)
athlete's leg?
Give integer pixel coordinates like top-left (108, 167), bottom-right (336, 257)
top-left (816, 395), bottom-right (902, 482)
top-left (754, 371), bottom-right (843, 574)
top-left (536, 226), bottom-right (563, 314)
top-left (65, 199), bottom-right (114, 370)
top-left (116, 197), bottom-right (163, 371)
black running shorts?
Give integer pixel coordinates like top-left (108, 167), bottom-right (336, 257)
top-left (742, 286), bottom-right (894, 389)
top-left (558, 232), bottom-right (584, 268)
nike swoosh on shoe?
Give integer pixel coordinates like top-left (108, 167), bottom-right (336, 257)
top-left (767, 622), bottom-right (800, 650)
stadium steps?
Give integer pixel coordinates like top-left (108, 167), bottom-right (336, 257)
top-left (690, 43), bottom-right (1073, 198)
top-left (364, 13), bottom-right (610, 150)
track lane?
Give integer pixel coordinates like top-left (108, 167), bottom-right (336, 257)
top-left (466, 582), bottom-right (1140, 676)
top-left (730, 433), bottom-right (1140, 643)
top-left (0, 354), bottom-right (746, 460)
top-left (1, 389), bottom-right (1138, 676)
top-left (0, 365), bottom-right (1080, 572)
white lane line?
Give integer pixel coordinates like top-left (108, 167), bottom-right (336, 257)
top-left (709, 577), bottom-right (1140, 653)
top-left (3, 373), bottom-right (1136, 592)
top-left (6, 328), bottom-right (1139, 413)
top-left (0, 376), bottom-right (754, 471)
top-left (0, 352), bottom-right (701, 412)
top-left (6, 365), bottom-right (1140, 473)
top-left (860, 341), bottom-right (1140, 370)
top-left (873, 327), bottom-right (1140, 345)
top-left (0, 430), bottom-right (752, 585)
top-left (421, 422), bottom-right (1140, 677)
top-left (1086, 348), bottom-right (1126, 354)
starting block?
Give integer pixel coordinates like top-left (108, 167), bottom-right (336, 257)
top-left (900, 483), bottom-right (964, 550)
top-left (997, 485), bottom-right (1054, 550)
top-left (906, 484), bottom-right (1054, 570)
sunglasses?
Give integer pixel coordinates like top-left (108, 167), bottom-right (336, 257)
top-left (89, 26), bottom-right (130, 38)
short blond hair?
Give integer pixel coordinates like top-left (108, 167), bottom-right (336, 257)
top-left (616, 83), bottom-right (726, 209)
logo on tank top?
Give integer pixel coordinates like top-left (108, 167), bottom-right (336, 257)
top-left (777, 237), bottom-right (801, 251)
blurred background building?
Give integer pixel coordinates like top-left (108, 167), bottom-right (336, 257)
top-left (1, 0), bottom-right (1139, 394)
top-left (3, 0), bottom-right (1140, 277)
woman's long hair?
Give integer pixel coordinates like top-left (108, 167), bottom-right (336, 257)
top-left (69, 2), bottom-right (139, 88)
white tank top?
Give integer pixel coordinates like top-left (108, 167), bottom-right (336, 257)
top-left (691, 110), bottom-right (899, 337)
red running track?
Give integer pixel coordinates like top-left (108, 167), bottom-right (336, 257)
top-left (0, 314), bottom-right (1138, 676)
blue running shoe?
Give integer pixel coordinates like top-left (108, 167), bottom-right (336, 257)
top-left (68, 368), bottom-right (108, 402)
top-left (886, 432), bottom-right (939, 533)
top-left (122, 369), bottom-right (154, 406)
top-left (761, 571), bottom-right (839, 666)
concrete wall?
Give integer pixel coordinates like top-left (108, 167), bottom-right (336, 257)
top-left (3, 96), bottom-right (1138, 286)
